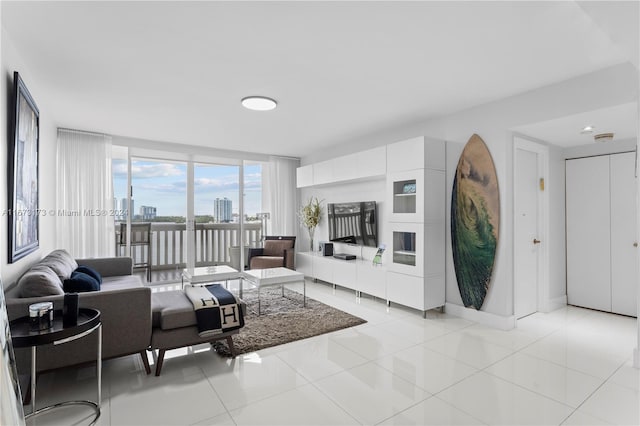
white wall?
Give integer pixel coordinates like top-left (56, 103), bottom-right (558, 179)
top-left (1, 27), bottom-right (57, 289)
top-left (300, 63), bottom-right (638, 320)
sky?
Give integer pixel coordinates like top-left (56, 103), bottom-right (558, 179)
top-left (112, 159), bottom-right (262, 217)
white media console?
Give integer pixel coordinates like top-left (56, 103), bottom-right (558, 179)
top-left (296, 136), bottom-right (446, 317)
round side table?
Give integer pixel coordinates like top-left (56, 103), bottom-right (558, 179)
top-left (10, 308), bottom-right (102, 425)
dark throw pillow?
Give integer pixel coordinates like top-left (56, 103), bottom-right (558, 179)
top-left (75, 265), bottom-right (103, 284)
top-left (64, 271), bottom-right (100, 293)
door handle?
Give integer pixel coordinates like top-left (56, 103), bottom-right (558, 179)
top-left (634, 242), bottom-right (638, 248)
top-left (533, 239), bottom-right (541, 244)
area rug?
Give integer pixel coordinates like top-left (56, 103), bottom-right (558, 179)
top-left (212, 286), bottom-right (366, 357)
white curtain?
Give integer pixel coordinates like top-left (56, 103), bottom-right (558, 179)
top-left (262, 156), bottom-right (299, 236)
top-left (56, 129), bottom-right (114, 258)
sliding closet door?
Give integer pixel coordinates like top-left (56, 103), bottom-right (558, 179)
top-left (610, 152), bottom-right (638, 317)
top-left (566, 156), bottom-right (611, 312)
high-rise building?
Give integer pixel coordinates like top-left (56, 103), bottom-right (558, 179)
top-left (139, 206), bottom-right (157, 220)
top-left (214, 197), bottom-right (232, 223)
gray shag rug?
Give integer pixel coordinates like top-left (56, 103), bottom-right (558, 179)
top-left (212, 286), bottom-right (366, 357)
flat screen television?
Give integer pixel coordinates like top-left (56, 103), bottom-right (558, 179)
top-left (327, 201), bottom-right (377, 247)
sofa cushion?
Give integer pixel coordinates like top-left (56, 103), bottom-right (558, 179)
top-left (17, 265), bottom-right (64, 297)
top-left (64, 271), bottom-right (100, 293)
top-left (263, 240), bottom-right (293, 257)
top-left (250, 256), bottom-right (284, 269)
top-left (151, 291), bottom-right (197, 330)
top-left (75, 265), bottom-right (102, 284)
top-left (40, 249), bottom-right (78, 281)
top-left (100, 275), bottom-right (144, 291)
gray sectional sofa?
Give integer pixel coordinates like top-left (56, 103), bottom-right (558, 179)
top-left (4, 250), bottom-right (152, 375)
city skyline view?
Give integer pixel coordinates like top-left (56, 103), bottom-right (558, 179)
top-left (112, 159), bottom-right (263, 219)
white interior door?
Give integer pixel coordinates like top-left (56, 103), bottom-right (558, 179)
top-left (514, 147), bottom-right (540, 318)
top-left (610, 152), bottom-right (638, 316)
top-left (566, 156), bottom-right (612, 312)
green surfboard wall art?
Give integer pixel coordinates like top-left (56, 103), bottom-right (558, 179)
top-left (451, 134), bottom-right (500, 310)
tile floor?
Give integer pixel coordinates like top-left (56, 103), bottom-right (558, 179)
top-left (25, 279), bottom-right (639, 425)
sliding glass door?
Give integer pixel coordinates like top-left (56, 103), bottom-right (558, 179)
top-left (113, 151), bottom-right (265, 283)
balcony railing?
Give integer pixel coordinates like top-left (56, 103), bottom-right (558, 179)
top-left (117, 222), bottom-right (263, 272)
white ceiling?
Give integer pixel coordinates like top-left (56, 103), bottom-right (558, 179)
top-left (2, 1), bottom-right (638, 157)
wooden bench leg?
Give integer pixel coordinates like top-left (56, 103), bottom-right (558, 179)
top-left (140, 350), bottom-right (151, 375)
top-left (226, 336), bottom-right (236, 358)
top-left (155, 349), bottom-right (166, 376)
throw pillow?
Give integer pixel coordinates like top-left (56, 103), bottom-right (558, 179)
top-left (17, 265), bottom-right (64, 297)
top-left (64, 271), bottom-right (100, 293)
top-left (75, 265), bottom-right (102, 284)
top-left (40, 249), bottom-right (79, 281)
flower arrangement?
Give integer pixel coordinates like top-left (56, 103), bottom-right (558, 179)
top-left (299, 197), bottom-right (323, 251)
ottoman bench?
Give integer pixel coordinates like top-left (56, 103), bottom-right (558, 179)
top-left (150, 290), bottom-right (245, 376)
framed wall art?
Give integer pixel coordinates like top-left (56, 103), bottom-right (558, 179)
top-left (8, 71), bottom-right (40, 263)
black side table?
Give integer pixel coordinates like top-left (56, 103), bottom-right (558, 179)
top-left (10, 308), bottom-right (102, 425)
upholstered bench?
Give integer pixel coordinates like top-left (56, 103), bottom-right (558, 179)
top-left (150, 290), bottom-right (245, 376)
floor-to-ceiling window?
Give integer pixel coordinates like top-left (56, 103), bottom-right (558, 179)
top-left (112, 147), bottom-right (265, 283)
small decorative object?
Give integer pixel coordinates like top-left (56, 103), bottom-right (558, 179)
top-left (299, 197), bottom-right (323, 252)
top-left (451, 134), bottom-right (500, 310)
top-left (28, 302), bottom-right (53, 331)
top-left (63, 293), bottom-right (79, 327)
top-left (372, 244), bottom-right (386, 266)
top-left (402, 182), bottom-right (416, 194)
top-left (9, 72), bottom-right (40, 263)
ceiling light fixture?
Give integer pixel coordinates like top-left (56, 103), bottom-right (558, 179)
top-left (594, 132), bottom-right (614, 143)
top-left (241, 96), bottom-right (277, 111)
top-left (580, 125), bottom-right (595, 134)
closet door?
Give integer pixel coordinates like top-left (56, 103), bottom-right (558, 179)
top-left (610, 152), bottom-right (637, 316)
top-left (566, 156), bottom-right (611, 312)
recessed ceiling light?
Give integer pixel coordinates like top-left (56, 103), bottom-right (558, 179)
top-left (241, 96), bottom-right (277, 111)
top-left (580, 125), bottom-right (595, 134)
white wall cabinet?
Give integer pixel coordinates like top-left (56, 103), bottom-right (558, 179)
top-left (566, 152), bottom-right (637, 317)
top-left (296, 146), bottom-right (386, 188)
top-left (296, 136), bottom-right (446, 316)
top-left (386, 137), bottom-right (446, 314)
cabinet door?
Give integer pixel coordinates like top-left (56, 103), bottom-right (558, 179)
top-left (313, 160), bottom-right (333, 185)
top-left (357, 146), bottom-right (386, 178)
top-left (387, 137), bottom-right (424, 172)
top-left (313, 256), bottom-right (333, 283)
top-left (566, 156), bottom-right (611, 312)
top-left (296, 253), bottom-right (313, 277)
top-left (333, 260), bottom-right (357, 290)
top-left (387, 271), bottom-right (424, 310)
top-left (610, 152), bottom-right (638, 316)
top-left (387, 169), bottom-right (424, 223)
top-left (356, 262), bottom-right (386, 298)
top-left (387, 222), bottom-right (424, 277)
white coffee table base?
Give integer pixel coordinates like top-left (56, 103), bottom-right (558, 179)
top-left (241, 267), bottom-right (306, 315)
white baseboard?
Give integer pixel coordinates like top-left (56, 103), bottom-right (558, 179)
top-left (544, 295), bottom-right (567, 313)
top-left (445, 303), bottom-right (516, 330)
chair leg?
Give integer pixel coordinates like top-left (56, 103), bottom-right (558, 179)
top-left (226, 336), bottom-right (236, 358)
top-left (140, 351), bottom-right (151, 375)
top-left (155, 349), bottom-right (166, 376)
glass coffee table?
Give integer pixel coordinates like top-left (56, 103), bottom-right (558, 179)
top-left (241, 267), bottom-right (306, 315)
top-left (181, 265), bottom-right (240, 289)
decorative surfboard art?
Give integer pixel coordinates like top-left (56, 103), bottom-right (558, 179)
top-left (451, 134), bottom-right (500, 310)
